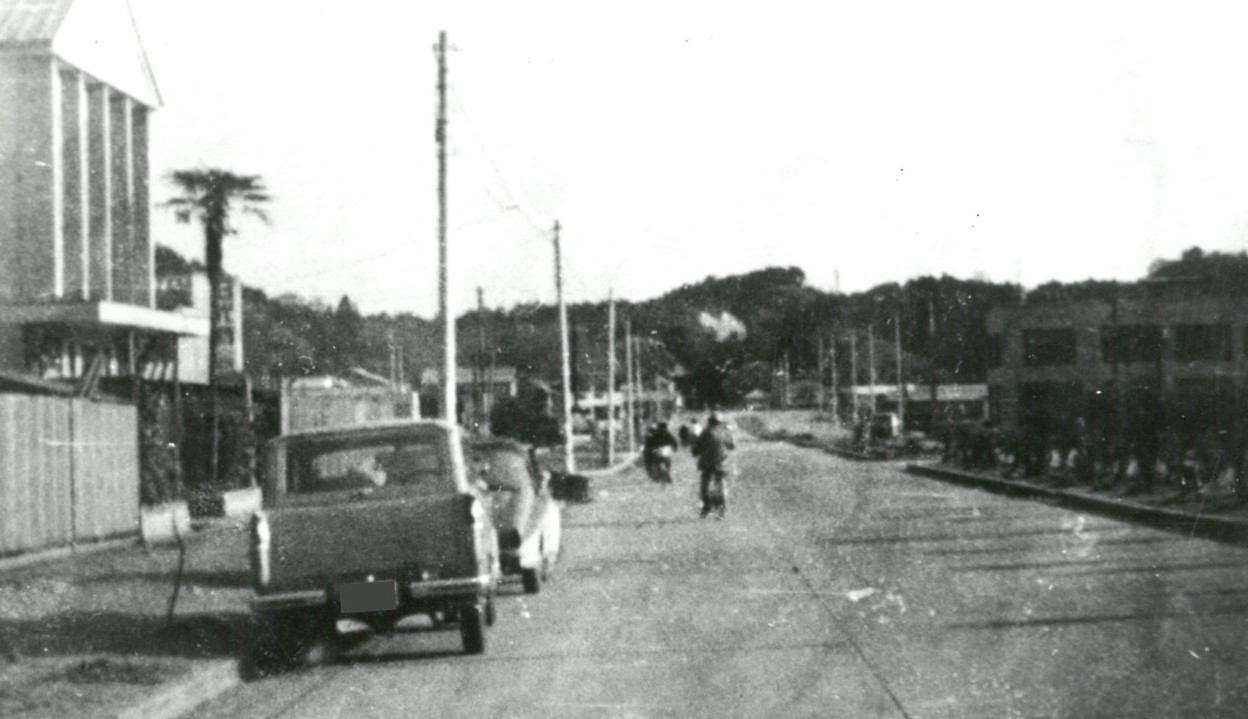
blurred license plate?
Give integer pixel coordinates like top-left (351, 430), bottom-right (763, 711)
top-left (337, 580), bottom-right (398, 613)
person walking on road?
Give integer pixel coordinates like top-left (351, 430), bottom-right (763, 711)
top-left (693, 413), bottom-right (735, 518)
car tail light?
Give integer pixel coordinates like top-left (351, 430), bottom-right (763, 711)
top-left (250, 511), bottom-right (271, 590)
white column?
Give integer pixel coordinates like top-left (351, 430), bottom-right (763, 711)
top-left (49, 60), bottom-right (64, 298)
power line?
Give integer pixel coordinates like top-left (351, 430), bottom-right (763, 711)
top-left (448, 84), bottom-right (550, 235)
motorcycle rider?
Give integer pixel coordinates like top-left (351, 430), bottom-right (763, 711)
top-left (644, 421), bottom-right (680, 482)
top-left (692, 413), bottom-right (735, 518)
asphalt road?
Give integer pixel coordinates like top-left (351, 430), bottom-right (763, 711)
top-left (189, 432), bottom-right (1248, 718)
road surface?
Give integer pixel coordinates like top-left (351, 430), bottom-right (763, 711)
top-left (190, 431), bottom-right (1248, 718)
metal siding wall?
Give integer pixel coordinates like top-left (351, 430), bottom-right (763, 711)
top-left (72, 399), bottom-right (139, 541)
top-left (0, 394), bottom-right (137, 556)
top-left (0, 394), bottom-right (73, 556)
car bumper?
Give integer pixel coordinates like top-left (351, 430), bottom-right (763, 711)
top-left (251, 574), bottom-right (494, 613)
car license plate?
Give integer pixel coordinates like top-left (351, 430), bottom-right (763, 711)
top-left (337, 580), bottom-right (398, 614)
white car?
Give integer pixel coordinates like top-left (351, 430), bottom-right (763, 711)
top-left (467, 438), bottom-right (562, 593)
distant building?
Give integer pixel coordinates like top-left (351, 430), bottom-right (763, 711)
top-left (986, 284), bottom-right (1247, 441)
top-left (154, 266), bottom-right (243, 384)
top-left (0, 0), bottom-right (207, 388)
top-left (419, 366), bottom-right (518, 421)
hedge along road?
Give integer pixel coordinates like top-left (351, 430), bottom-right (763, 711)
top-left (188, 431), bottom-right (1248, 719)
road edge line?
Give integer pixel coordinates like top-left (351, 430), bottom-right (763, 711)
top-left (115, 659), bottom-right (239, 719)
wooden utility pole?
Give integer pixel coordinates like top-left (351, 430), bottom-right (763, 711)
top-left (388, 328), bottom-right (397, 384)
top-left (436, 30), bottom-right (455, 423)
top-left (553, 221), bottom-right (574, 473)
top-left (850, 331), bottom-right (859, 423)
top-left (606, 292), bottom-right (616, 465)
top-left (829, 332), bottom-right (839, 424)
top-left (894, 309), bottom-right (905, 430)
top-left (817, 332), bottom-right (826, 412)
top-left (632, 336), bottom-right (642, 428)
top-left (625, 317), bottom-right (635, 453)
top-left (928, 296), bottom-right (938, 433)
top-left (476, 286), bottom-right (487, 428)
top-left (868, 323), bottom-right (878, 417)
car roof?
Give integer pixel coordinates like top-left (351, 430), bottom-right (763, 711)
top-left (271, 419), bottom-right (457, 447)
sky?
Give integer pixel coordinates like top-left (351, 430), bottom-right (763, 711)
top-left (133, 0), bottom-right (1248, 317)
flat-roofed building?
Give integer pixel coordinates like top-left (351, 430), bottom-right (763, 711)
top-left (986, 283), bottom-right (1247, 447)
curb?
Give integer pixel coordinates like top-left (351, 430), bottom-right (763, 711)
top-left (116, 659), bottom-right (238, 719)
top-left (583, 452), bottom-right (642, 478)
top-left (906, 463), bottom-right (1248, 545)
top-left (751, 431), bottom-right (932, 464)
top-left (0, 536), bottom-right (137, 575)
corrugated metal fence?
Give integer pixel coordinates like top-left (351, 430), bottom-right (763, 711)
top-left (0, 393), bottom-right (139, 557)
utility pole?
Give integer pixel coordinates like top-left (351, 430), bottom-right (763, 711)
top-left (894, 308), bottom-right (905, 431)
top-left (850, 331), bottom-right (859, 423)
top-left (388, 328), bottom-right (396, 385)
top-left (476, 286), bottom-right (487, 429)
top-left (633, 336), bottom-right (643, 427)
top-left (928, 296), bottom-right (938, 433)
top-left (782, 352), bottom-right (791, 408)
top-left (606, 292), bottom-right (616, 466)
top-left (625, 317), bottom-right (635, 453)
top-left (829, 331), bottom-right (839, 424)
top-left (813, 332), bottom-right (823, 409)
top-left (436, 30), bottom-right (455, 423)
top-left (554, 220), bottom-right (574, 473)
top-left (868, 323), bottom-right (878, 417)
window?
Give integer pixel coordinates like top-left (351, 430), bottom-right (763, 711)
top-left (1174, 324), bottom-right (1231, 362)
top-left (1101, 325), bottom-right (1162, 363)
top-left (1022, 328), bottom-right (1077, 367)
top-left (289, 437), bottom-right (444, 495)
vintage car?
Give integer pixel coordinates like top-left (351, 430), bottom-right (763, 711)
top-left (465, 438), bottom-right (562, 594)
top-left (244, 420), bottom-right (500, 675)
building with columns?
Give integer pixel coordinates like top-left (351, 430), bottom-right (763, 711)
top-left (0, 0), bottom-right (206, 389)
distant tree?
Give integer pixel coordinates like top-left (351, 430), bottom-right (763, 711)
top-left (331, 295), bottom-right (365, 373)
top-left (1148, 246), bottom-right (1248, 296)
top-left (164, 169), bottom-right (271, 487)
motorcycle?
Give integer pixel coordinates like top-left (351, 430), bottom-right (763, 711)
top-left (645, 445), bottom-right (674, 484)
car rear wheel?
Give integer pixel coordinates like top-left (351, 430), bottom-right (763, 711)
top-left (460, 604), bottom-right (486, 655)
top-left (241, 610), bottom-right (324, 680)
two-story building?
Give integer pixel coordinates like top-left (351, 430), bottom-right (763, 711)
top-left (0, 0), bottom-right (207, 392)
top-left (986, 282), bottom-right (1247, 444)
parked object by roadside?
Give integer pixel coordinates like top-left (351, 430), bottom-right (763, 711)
top-left (243, 420), bottom-right (501, 677)
top-left (466, 438), bottom-right (563, 594)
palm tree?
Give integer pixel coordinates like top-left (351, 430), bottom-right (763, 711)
top-left (165, 169), bottom-right (271, 487)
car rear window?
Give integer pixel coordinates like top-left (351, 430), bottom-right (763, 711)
top-left (288, 437), bottom-right (446, 496)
